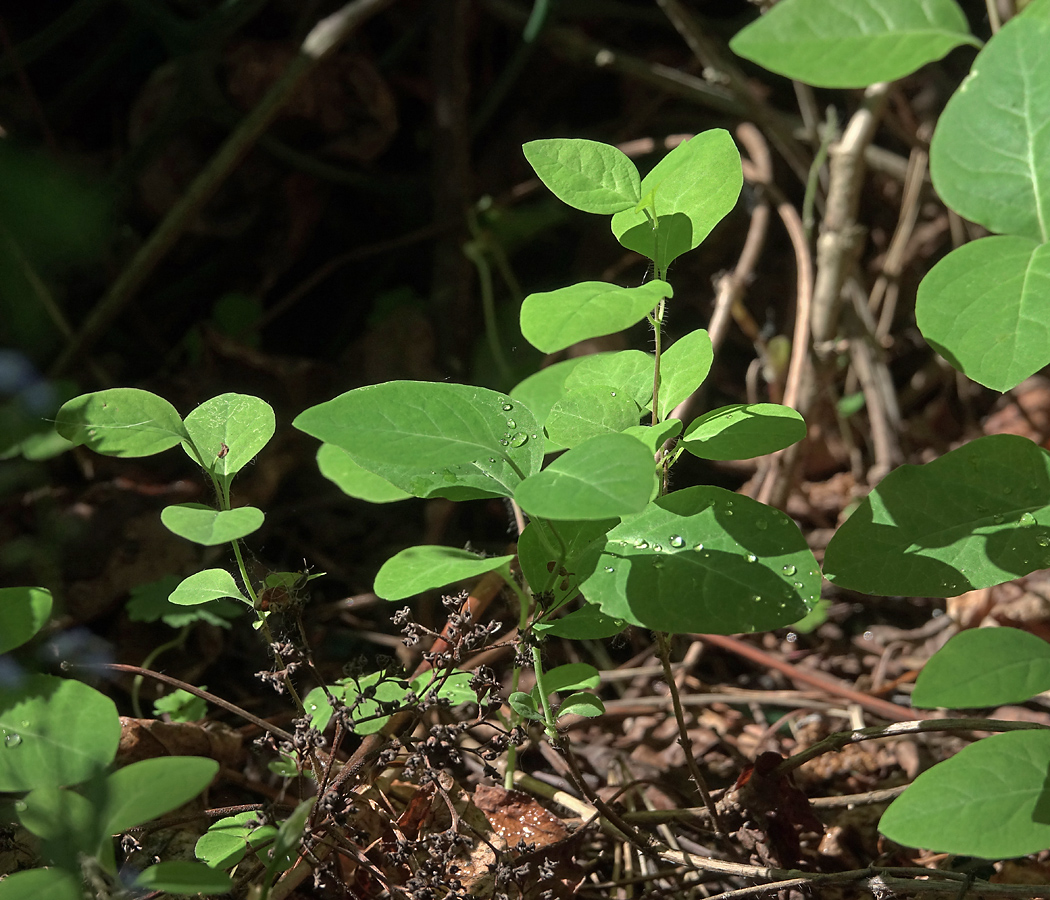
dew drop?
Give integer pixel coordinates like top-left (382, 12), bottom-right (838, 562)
top-left (782, 564), bottom-right (797, 576)
top-left (604, 566), bottom-right (615, 573)
top-left (993, 513), bottom-right (1005, 524)
top-left (746, 553), bottom-right (758, 563)
top-left (20, 720), bottom-right (29, 728)
top-left (756, 519), bottom-right (769, 531)
top-left (653, 543), bottom-right (663, 552)
top-left (793, 581), bottom-right (803, 589)
top-left (506, 419), bottom-right (517, 429)
top-left (4, 733), bottom-right (22, 748)
top-left (610, 391), bottom-right (617, 397)
top-left (1021, 512), bottom-right (1037, 526)
top-left (724, 509), bottom-right (734, 516)
top-left (489, 458), bottom-right (496, 463)
top-left (1039, 536), bottom-right (1050, 548)
top-left (499, 439), bottom-right (509, 446)
top-left (502, 403), bottom-right (514, 411)
top-left (785, 632), bottom-right (797, 643)
top-left (510, 432), bottom-right (528, 447)
top-left (670, 535), bottom-right (686, 548)
top-left (1004, 486), bottom-right (1014, 495)
top-left (652, 559), bottom-right (664, 569)
top-left (703, 552), bottom-right (711, 558)
top-left (752, 594), bottom-right (762, 603)
top-left (693, 542), bottom-right (704, 551)
top-left (13, 800), bottom-right (26, 812)
top-left (635, 540), bottom-right (650, 550)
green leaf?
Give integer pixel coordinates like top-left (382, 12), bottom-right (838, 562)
top-left (623, 421), bottom-right (683, 454)
top-left (316, 443), bottom-right (412, 503)
top-left (916, 236), bottom-right (1050, 392)
top-left (133, 860), bottom-right (233, 894)
top-left (913, 628), bottom-right (1050, 708)
top-left (0, 674), bottom-right (120, 791)
top-left (169, 568), bottom-right (249, 606)
top-left (195, 811), bottom-right (277, 869)
top-left (879, 729), bottom-right (1050, 857)
top-left (522, 138), bottom-right (641, 215)
top-left (508, 691), bottom-right (543, 720)
top-left (823, 434), bottom-right (1050, 597)
top-left (556, 691), bottom-right (605, 719)
top-left (294, 382), bottom-right (543, 500)
top-left (126, 576), bottom-right (242, 629)
top-left (564, 350), bottom-right (655, 409)
top-left (534, 603), bottom-right (626, 639)
top-left (729, 0), bottom-right (977, 89)
top-left (520, 281), bottom-right (672, 354)
top-left (0, 586), bottom-right (51, 654)
top-left (579, 486), bottom-right (819, 634)
top-left (373, 545), bottom-right (514, 601)
top-left (517, 517), bottom-right (616, 609)
top-left (160, 503), bottom-right (264, 546)
top-left (101, 757), bottom-right (218, 833)
top-left (515, 433), bottom-right (655, 521)
top-left (545, 385), bottom-right (641, 449)
top-left (537, 662), bottom-right (600, 697)
top-left (658, 329), bottom-right (713, 419)
top-left (267, 797), bottom-right (314, 873)
top-left (611, 130), bottom-right (742, 267)
top-left (929, 6), bottom-right (1050, 242)
top-left (18, 785), bottom-right (105, 867)
top-left (153, 688), bottom-right (208, 722)
top-left (0, 868), bottom-right (81, 900)
top-left (182, 392), bottom-right (275, 481)
top-left (55, 388), bottom-right (188, 457)
top-left (681, 403), bottom-right (807, 460)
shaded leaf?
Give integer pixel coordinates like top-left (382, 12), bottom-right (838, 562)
top-left (316, 443), bottom-right (411, 503)
top-left (0, 586), bottom-right (51, 654)
top-left (681, 403), bottom-right (806, 460)
top-left (160, 503), bottom-right (264, 546)
top-left (373, 545), bottom-right (514, 601)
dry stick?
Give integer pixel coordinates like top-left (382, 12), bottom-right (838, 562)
top-left (695, 632), bottom-right (921, 722)
top-left (49, 0), bottom-right (397, 377)
top-left (759, 82), bottom-right (891, 509)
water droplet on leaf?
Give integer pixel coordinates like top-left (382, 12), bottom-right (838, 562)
top-left (506, 419), bottom-right (517, 429)
top-left (756, 520), bottom-right (768, 531)
top-left (782, 564), bottom-right (797, 576)
top-left (746, 553), bottom-right (758, 563)
top-left (653, 544), bottom-right (663, 552)
top-left (510, 432), bottom-right (528, 447)
top-left (604, 566), bottom-right (615, 573)
top-left (502, 403), bottom-right (513, 411)
top-left (635, 540), bottom-right (649, 550)
top-left (993, 514), bottom-right (1005, 524)
top-left (4, 733), bottom-right (21, 748)
top-left (499, 439), bottom-right (509, 446)
top-left (693, 542), bottom-right (704, 551)
top-left (1021, 512), bottom-right (1037, 526)
top-left (670, 535), bottom-right (686, 548)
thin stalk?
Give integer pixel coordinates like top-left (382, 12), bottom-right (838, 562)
top-left (132, 625), bottom-right (190, 718)
top-left (531, 644), bottom-right (560, 741)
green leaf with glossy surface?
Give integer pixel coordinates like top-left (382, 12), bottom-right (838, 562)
top-left (182, 392), bottom-right (275, 480)
top-left (55, 388), bottom-right (188, 457)
top-left (556, 691), bottom-right (605, 719)
top-left (545, 385), bottom-right (641, 448)
top-left (515, 433), bottom-right (654, 521)
top-left (160, 503), bottom-right (264, 546)
top-left (916, 236), bottom-right (1050, 392)
top-left (929, 5), bottom-right (1050, 242)
top-left (169, 568), bottom-right (249, 606)
top-left (623, 420), bottom-right (683, 453)
top-left (0, 586), bottom-right (51, 654)
top-left (536, 662), bottom-right (600, 697)
top-left (823, 434), bottom-right (1050, 597)
top-left (564, 350), bottom-right (655, 409)
top-left (658, 329), bottom-right (713, 418)
top-left (133, 861), bottom-right (233, 894)
top-left (517, 517), bottom-right (617, 609)
top-left (520, 281), bottom-right (672, 354)
top-left (127, 576), bottom-right (241, 628)
top-left (681, 403), bottom-right (806, 460)
top-left (373, 545), bottom-right (514, 601)
top-left (0, 674), bottom-right (120, 791)
top-left (534, 603), bottom-right (627, 639)
top-left (294, 382), bottom-right (543, 500)
top-left (611, 130), bottom-right (742, 267)
top-left (509, 691), bottom-right (543, 720)
top-left (580, 486), bottom-right (819, 634)
top-left (523, 138), bottom-right (641, 214)
top-left (195, 811), bottom-right (278, 868)
top-left (730, 0), bottom-right (977, 89)
top-left (913, 627), bottom-right (1050, 708)
top-left (102, 756), bottom-right (219, 832)
top-left (511, 357), bottom-right (588, 453)
top-left (879, 729), bottom-right (1050, 857)
top-left (316, 443), bottom-right (412, 503)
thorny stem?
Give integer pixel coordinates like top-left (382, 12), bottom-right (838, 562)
top-left (655, 632), bottom-right (725, 836)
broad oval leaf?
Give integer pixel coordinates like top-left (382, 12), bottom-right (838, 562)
top-left (0, 586), bottom-right (52, 654)
top-left (294, 382), bottom-right (543, 500)
top-left (0, 868), bottom-right (81, 900)
top-left (511, 357), bottom-right (589, 453)
top-left (823, 434), bottom-right (1050, 597)
top-left (913, 627), bottom-right (1050, 708)
top-left (564, 350), bottom-right (655, 409)
top-left (520, 281), bottom-right (672, 354)
top-left (18, 784), bottom-right (103, 865)
top-left (879, 729), bottom-right (1050, 857)
top-left (103, 756), bottom-right (219, 832)
top-left (580, 486), bottom-right (819, 634)
top-left (161, 504), bottom-right (264, 546)
top-left (316, 443), bottom-right (412, 503)
top-left (182, 392), bottom-right (275, 478)
top-left (730, 0), bottom-right (977, 89)
top-left (523, 138), bottom-right (641, 215)
top-left (611, 130), bottom-right (742, 267)
top-left (545, 385), bottom-right (641, 449)
top-left (169, 568), bottom-right (249, 606)
top-left (536, 662), bottom-right (600, 698)
top-left (0, 674), bottom-right (120, 791)
top-left (517, 517), bottom-right (617, 609)
top-left (658, 329), bottom-right (714, 418)
top-left (509, 691), bottom-right (543, 721)
top-left (916, 236), bottom-right (1050, 392)
top-left (622, 420), bottom-right (683, 454)
top-left (515, 433), bottom-right (655, 521)
top-left (534, 603), bottom-right (626, 639)
top-left (55, 388), bottom-right (188, 457)
top-left (930, 5), bottom-right (1050, 242)
top-left (556, 691), bottom-right (605, 719)
top-left (681, 403), bottom-right (806, 460)
top-left (195, 811), bottom-right (278, 869)
top-left (374, 545), bottom-right (514, 601)
top-left (133, 861), bottom-right (233, 895)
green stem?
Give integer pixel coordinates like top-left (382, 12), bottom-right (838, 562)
top-left (531, 643), bottom-right (560, 741)
top-left (463, 239), bottom-right (513, 384)
top-left (132, 626), bottom-right (191, 718)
